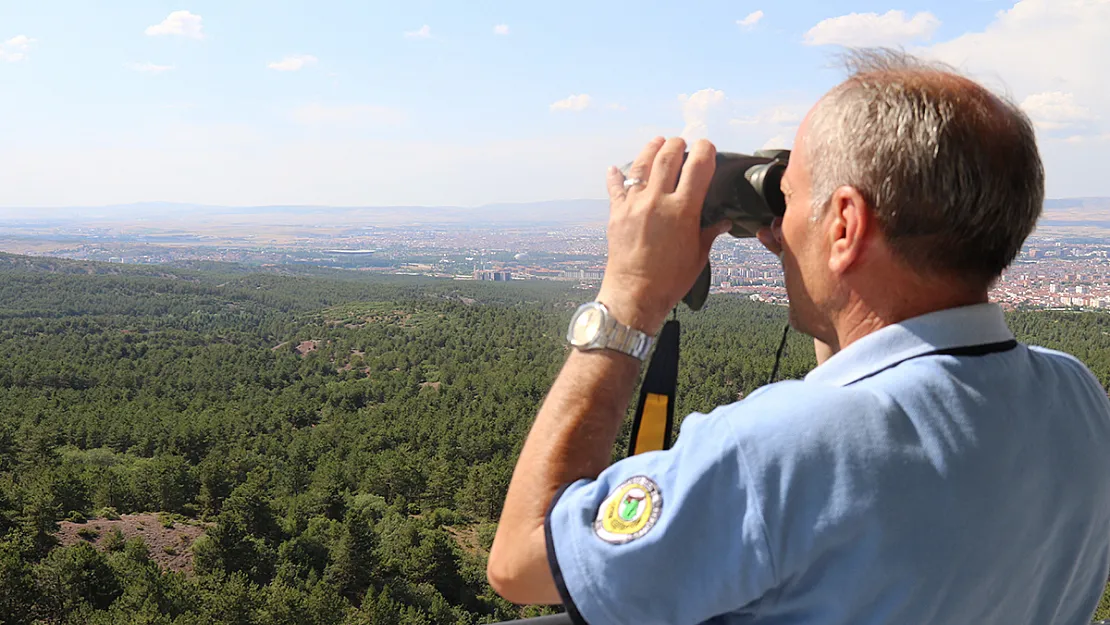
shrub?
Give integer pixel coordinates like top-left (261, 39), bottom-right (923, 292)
top-left (103, 528), bottom-right (126, 552)
top-left (477, 522), bottom-right (498, 552)
top-left (94, 507), bottom-right (121, 521)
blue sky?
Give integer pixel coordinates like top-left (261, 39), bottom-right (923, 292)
top-left (1, 0), bottom-right (1107, 207)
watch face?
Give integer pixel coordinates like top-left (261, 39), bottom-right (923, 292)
top-left (571, 305), bottom-right (604, 345)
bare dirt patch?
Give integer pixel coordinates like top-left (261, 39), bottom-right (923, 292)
top-left (295, 340), bottom-right (319, 355)
top-left (56, 513), bottom-right (210, 574)
top-left (445, 525), bottom-right (483, 558)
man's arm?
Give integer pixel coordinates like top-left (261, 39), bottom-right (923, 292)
top-left (485, 348), bottom-right (642, 604)
top-left (487, 136), bottom-right (727, 605)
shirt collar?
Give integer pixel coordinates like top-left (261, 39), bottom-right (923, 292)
top-left (804, 303), bottom-right (1016, 387)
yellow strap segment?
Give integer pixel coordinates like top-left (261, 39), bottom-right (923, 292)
top-left (632, 393), bottom-right (669, 455)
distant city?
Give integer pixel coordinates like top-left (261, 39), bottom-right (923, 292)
top-left (2, 214), bottom-right (1108, 312)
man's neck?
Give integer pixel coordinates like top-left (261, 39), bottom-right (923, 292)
top-left (832, 279), bottom-right (990, 353)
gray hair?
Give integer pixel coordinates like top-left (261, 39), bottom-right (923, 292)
top-left (804, 48), bottom-right (1044, 286)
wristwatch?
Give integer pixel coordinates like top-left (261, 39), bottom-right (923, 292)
top-left (566, 301), bottom-right (655, 362)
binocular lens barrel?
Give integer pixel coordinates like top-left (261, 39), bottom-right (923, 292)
top-left (746, 162), bottom-right (787, 219)
top-left (619, 150), bottom-right (789, 233)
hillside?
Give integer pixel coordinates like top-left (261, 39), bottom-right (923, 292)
top-left (0, 253), bottom-right (1106, 623)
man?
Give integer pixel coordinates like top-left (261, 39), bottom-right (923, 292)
top-left (487, 49), bottom-right (1110, 624)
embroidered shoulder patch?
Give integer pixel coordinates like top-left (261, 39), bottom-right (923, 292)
top-left (593, 476), bottom-right (662, 544)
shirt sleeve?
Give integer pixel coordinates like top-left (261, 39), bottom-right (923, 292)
top-left (545, 406), bottom-right (778, 625)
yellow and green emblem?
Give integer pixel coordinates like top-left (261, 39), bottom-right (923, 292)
top-left (593, 476), bottom-right (662, 544)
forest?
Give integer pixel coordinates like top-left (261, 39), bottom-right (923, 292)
top-left (0, 250), bottom-right (1107, 624)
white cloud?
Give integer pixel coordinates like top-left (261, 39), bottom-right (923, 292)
top-left (761, 135), bottom-right (792, 151)
top-left (145, 11), bottom-right (205, 39)
top-left (922, 0), bottom-right (1109, 101)
top-left (550, 94), bottom-right (591, 112)
top-left (1064, 133), bottom-right (1110, 145)
top-left (916, 0), bottom-right (1110, 196)
top-left (676, 89), bottom-right (804, 149)
top-left (678, 89), bottom-right (726, 140)
top-left (290, 103), bottom-right (406, 127)
top-left (126, 62), bottom-right (174, 74)
top-left (769, 108), bottom-right (801, 125)
top-left (494, 24), bottom-right (510, 35)
top-left (729, 106), bottom-right (802, 127)
top-left (5, 35), bottom-right (33, 50)
top-left (607, 103), bottom-right (628, 112)
top-left (405, 25), bottom-right (431, 39)
top-left (737, 10), bottom-right (764, 29)
top-left (268, 55), bottom-right (318, 72)
top-left (1020, 92), bottom-right (1096, 131)
top-left (795, 1), bottom-right (1110, 195)
top-left (804, 10), bottom-right (939, 47)
top-left (0, 34), bottom-right (36, 62)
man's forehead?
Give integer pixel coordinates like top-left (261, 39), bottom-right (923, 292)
top-left (784, 103), bottom-right (818, 185)
top-left (795, 103), bottom-right (817, 151)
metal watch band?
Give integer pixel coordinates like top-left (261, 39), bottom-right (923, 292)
top-left (599, 306), bottom-right (654, 361)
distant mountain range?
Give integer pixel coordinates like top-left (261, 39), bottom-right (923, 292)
top-left (0, 197), bottom-right (1107, 228)
top-left (1037, 198), bottom-right (1110, 230)
top-left (0, 200), bottom-right (614, 227)
top-left (1043, 198), bottom-right (1110, 210)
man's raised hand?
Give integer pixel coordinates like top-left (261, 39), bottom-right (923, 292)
top-left (596, 137), bottom-right (730, 336)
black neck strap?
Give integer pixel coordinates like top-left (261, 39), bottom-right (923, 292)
top-left (628, 326), bottom-right (1018, 457)
top-left (628, 317), bottom-right (680, 456)
top-left (846, 339), bottom-right (1019, 386)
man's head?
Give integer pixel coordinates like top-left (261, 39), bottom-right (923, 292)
top-left (776, 48), bottom-right (1044, 344)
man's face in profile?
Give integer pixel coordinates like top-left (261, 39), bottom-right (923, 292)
top-left (777, 108), bottom-right (836, 343)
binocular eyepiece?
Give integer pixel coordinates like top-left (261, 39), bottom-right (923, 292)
top-left (619, 149), bottom-right (791, 311)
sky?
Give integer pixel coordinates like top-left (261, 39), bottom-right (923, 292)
top-left (0, 0), bottom-right (1107, 208)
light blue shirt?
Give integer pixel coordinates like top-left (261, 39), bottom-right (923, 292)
top-left (546, 303), bottom-right (1110, 624)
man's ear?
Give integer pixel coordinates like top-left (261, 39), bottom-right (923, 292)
top-left (827, 185), bottom-right (870, 275)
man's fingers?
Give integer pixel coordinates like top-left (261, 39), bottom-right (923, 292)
top-left (756, 226), bottom-right (783, 257)
top-left (648, 137), bottom-right (687, 195)
top-left (675, 139), bottom-right (716, 204)
top-left (624, 136), bottom-right (666, 193)
top-left (606, 166), bottom-right (627, 204)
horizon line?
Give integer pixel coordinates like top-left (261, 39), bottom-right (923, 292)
top-left (0, 196), bottom-right (1107, 211)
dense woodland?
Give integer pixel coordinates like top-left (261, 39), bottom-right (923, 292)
top-left (0, 251), bottom-right (1107, 624)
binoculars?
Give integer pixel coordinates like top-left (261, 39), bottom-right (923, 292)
top-left (620, 149), bottom-right (790, 311)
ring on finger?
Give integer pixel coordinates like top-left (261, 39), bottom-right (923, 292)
top-left (623, 177), bottom-right (647, 190)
